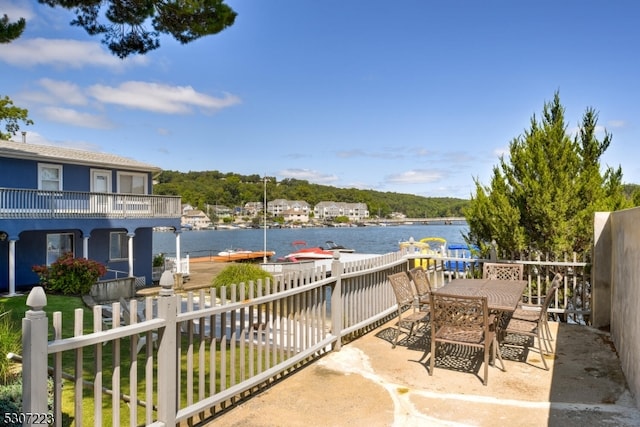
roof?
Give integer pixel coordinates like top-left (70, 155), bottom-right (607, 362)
top-left (0, 139), bottom-right (161, 172)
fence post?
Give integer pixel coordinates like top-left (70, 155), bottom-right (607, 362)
top-left (22, 287), bottom-right (49, 424)
top-left (490, 240), bottom-right (498, 262)
top-left (330, 252), bottom-right (343, 350)
top-left (157, 271), bottom-right (178, 425)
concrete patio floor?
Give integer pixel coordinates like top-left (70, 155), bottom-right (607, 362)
top-left (202, 320), bottom-right (640, 427)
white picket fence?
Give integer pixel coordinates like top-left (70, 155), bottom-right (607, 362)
top-left (19, 250), bottom-right (590, 426)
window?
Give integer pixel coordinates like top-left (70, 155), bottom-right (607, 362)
top-left (110, 232), bottom-right (129, 260)
top-left (46, 233), bottom-right (74, 266)
top-left (38, 163), bottom-right (63, 191)
top-left (117, 172), bottom-right (147, 194)
top-left (91, 169), bottom-right (112, 193)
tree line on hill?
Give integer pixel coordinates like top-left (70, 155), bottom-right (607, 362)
top-left (153, 170), bottom-right (468, 219)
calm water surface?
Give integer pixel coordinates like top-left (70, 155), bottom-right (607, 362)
top-left (153, 224), bottom-right (469, 259)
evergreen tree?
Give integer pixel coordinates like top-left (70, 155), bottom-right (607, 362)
top-left (464, 92), bottom-right (629, 259)
top-left (0, 14), bottom-right (25, 43)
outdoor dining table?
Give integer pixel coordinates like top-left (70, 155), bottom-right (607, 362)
top-left (433, 278), bottom-right (527, 313)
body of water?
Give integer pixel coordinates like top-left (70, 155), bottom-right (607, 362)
top-left (153, 224), bottom-right (469, 260)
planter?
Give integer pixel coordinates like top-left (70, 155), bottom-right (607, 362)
top-left (152, 266), bottom-right (164, 282)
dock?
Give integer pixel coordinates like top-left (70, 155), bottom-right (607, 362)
top-left (210, 250), bottom-right (275, 263)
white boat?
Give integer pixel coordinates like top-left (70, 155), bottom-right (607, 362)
top-left (324, 241), bottom-right (355, 253)
top-left (217, 248), bottom-right (253, 257)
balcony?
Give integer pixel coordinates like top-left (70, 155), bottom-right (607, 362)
top-left (0, 187), bottom-right (181, 219)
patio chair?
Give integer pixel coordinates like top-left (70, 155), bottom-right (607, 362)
top-left (510, 272), bottom-right (563, 349)
top-left (428, 293), bottom-right (503, 385)
top-left (482, 262), bottom-right (524, 281)
top-left (388, 272), bottom-right (430, 349)
top-left (500, 273), bottom-right (562, 370)
top-left (408, 267), bottom-right (432, 310)
top-left (119, 297), bottom-right (158, 355)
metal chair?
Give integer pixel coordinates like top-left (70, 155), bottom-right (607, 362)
top-left (501, 273), bottom-right (562, 370)
top-left (482, 262), bottom-right (524, 281)
top-left (408, 267), bottom-right (432, 310)
top-left (429, 292), bottom-right (503, 385)
top-left (388, 272), bottom-right (429, 349)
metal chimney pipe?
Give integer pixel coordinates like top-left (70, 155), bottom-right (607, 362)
top-left (21, 131), bottom-right (26, 143)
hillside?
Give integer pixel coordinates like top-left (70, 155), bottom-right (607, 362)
top-left (154, 170), bottom-right (470, 218)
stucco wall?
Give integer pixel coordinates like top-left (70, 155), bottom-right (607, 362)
top-left (605, 208), bottom-right (640, 409)
top-left (592, 212), bottom-right (612, 328)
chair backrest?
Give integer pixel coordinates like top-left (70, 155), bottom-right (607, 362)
top-left (408, 267), bottom-right (431, 297)
top-left (119, 297), bottom-right (133, 324)
top-left (388, 272), bottom-right (416, 307)
top-left (482, 262), bottom-right (523, 281)
top-left (430, 293), bottom-right (489, 332)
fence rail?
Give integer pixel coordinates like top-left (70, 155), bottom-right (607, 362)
top-left (0, 187), bottom-right (181, 219)
top-left (20, 250), bottom-right (591, 425)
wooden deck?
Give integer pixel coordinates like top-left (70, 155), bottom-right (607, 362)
top-left (209, 251), bottom-right (275, 263)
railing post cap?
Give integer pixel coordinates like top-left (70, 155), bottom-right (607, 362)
top-left (26, 286), bottom-right (47, 311)
top-left (159, 270), bottom-right (175, 296)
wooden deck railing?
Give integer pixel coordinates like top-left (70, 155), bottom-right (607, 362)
top-left (0, 187), bottom-right (181, 219)
top-left (19, 251), bottom-right (590, 426)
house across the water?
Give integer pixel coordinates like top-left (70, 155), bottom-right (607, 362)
top-left (0, 137), bottom-right (182, 295)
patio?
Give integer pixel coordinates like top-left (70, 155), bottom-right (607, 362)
top-left (209, 319), bottom-right (640, 427)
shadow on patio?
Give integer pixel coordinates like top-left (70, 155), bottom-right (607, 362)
top-left (202, 320), bottom-right (639, 427)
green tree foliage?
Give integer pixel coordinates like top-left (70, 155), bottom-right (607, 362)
top-left (153, 171), bottom-right (470, 219)
top-left (0, 14), bottom-right (25, 43)
top-left (39, 0), bottom-right (237, 58)
top-left (464, 92), bottom-right (629, 259)
top-left (0, 96), bottom-right (33, 140)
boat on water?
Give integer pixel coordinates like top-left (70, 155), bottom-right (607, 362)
top-left (212, 249), bottom-right (275, 263)
top-left (282, 240), bottom-right (334, 261)
top-left (444, 243), bottom-right (479, 272)
top-left (217, 248), bottom-right (253, 257)
top-left (324, 240), bottom-right (355, 253)
top-left (399, 237), bottom-right (447, 253)
top-left (399, 237), bottom-right (447, 269)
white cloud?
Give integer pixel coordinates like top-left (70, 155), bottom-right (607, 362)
top-left (41, 107), bottom-right (113, 129)
top-left (3, 1), bottom-right (34, 22)
top-left (279, 168), bottom-right (339, 185)
top-left (386, 169), bottom-right (443, 184)
top-left (608, 120), bottom-right (626, 128)
top-left (1, 38), bottom-right (147, 69)
top-left (33, 78), bottom-right (88, 106)
top-left (87, 81), bottom-right (242, 114)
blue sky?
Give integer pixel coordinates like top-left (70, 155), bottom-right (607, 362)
top-left (2, 1), bottom-right (639, 199)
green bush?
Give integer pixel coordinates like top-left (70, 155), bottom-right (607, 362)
top-left (0, 377), bottom-right (55, 426)
top-left (32, 252), bottom-right (107, 295)
top-left (153, 253), bottom-right (165, 268)
top-left (212, 264), bottom-right (273, 295)
top-left (0, 310), bottom-right (21, 384)
top-left (0, 379), bottom-right (22, 426)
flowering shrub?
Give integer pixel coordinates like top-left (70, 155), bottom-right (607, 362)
top-left (32, 252), bottom-right (106, 295)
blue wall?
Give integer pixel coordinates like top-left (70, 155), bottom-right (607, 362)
top-left (0, 227), bottom-right (155, 293)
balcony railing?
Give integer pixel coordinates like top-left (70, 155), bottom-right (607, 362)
top-left (0, 187), bottom-right (181, 219)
